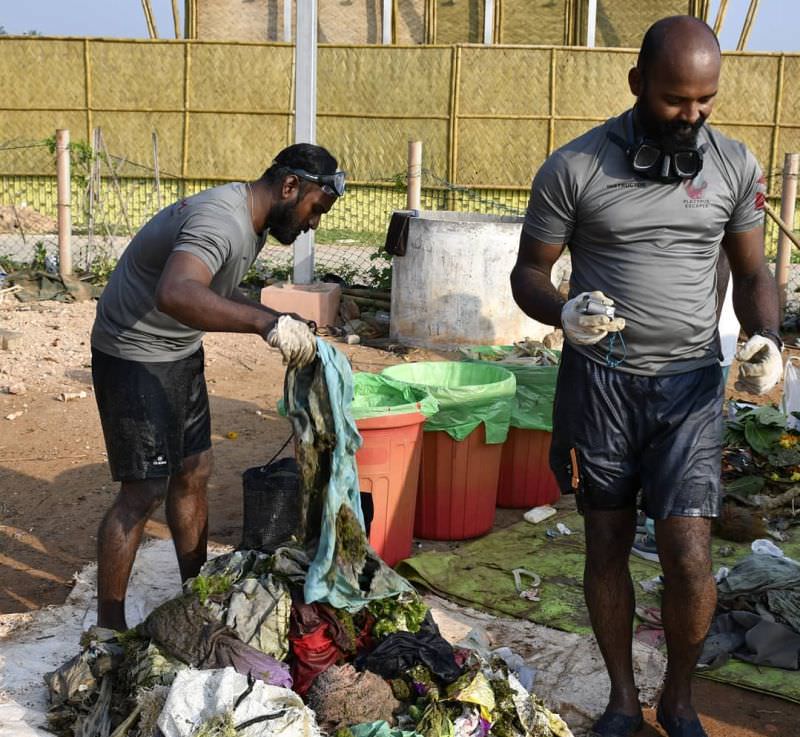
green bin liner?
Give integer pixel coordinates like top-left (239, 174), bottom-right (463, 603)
top-left (277, 372), bottom-right (438, 421)
top-left (381, 361), bottom-right (516, 444)
top-left (350, 372), bottom-right (439, 421)
top-left (462, 346), bottom-right (560, 432)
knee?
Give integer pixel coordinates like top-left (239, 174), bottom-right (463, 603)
top-left (659, 544), bottom-right (712, 587)
top-left (114, 479), bottom-right (167, 518)
top-left (175, 450), bottom-right (213, 489)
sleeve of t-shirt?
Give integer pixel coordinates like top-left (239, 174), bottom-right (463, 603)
top-left (173, 211), bottom-right (234, 276)
top-left (726, 147), bottom-right (766, 233)
top-left (522, 152), bottom-right (577, 245)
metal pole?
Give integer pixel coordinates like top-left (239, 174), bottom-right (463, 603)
top-left (56, 129), bottom-right (72, 278)
top-left (776, 153), bottom-right (800, 315)
top-left (483, 0), bottom-right (494, 45)
top-left (293, 0), bottom-right (317, 284)
top-left (407, 140), bottom-right (422, 210)
top-left (383, 0), bottom-right (393, 44)
top-left (283, 0), bottom-right (293, 42)
top-left (586, 0), bottom-right (597, 47)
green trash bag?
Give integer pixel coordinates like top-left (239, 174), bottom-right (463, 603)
top-left (461, 346), bottom-right (560, 432)
top-left (351, 372), bottom-right (439, 421)
top-left (381, 361), bottom-right (516, 444)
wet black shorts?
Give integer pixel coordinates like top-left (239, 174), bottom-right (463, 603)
top-left (92, 347), bottom-right (212, 482)
top-left (550, 345), bottom-right (723, 519)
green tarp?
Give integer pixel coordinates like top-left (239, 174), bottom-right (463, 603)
top-left (398, 510), bottom-right (800, 703)
top-left (381, 361), bottom-right (516, 444)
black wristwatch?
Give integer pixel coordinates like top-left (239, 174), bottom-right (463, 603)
top-left (753, 328), bottom-right (784, 351)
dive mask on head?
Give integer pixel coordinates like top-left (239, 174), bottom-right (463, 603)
top-left (607, 112), bottom-right (704, 183)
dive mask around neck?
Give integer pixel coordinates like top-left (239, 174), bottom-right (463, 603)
top-left (607, 111), bottom-right (704, 183)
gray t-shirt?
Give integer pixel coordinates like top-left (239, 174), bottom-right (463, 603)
top-left (92, 182), bottom-right (267, 362)
top-left (523, 110), bottom-right (765, 376)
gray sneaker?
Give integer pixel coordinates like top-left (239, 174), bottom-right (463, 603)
top-left (631, 533), bottom-right (660, 563)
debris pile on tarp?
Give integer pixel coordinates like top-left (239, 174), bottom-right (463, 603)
top-left (43, 339), bottom-right (574, 737)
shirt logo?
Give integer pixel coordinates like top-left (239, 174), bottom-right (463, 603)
top-left (755, 173), bottom-right (767, 211)
top-left (683, 176), bottom-right (710, 208)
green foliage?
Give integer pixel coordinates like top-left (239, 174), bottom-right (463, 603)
top-left (368, 591), bottom-right (428, 638)
top-left (723, 475), bottom-right (766, 497)
top-left (724, 405), bottom-right (787, 455)
top-left (191, 573), bottom-right (233, 605)
top-left (367, 247), bottom-right (393, 290)
top-left (31, 241), bottom-right (48, 271)
top-left (87, 252), bottom-right (117, 285)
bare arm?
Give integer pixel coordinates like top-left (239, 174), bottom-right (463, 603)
top-left (510, 229), bottom-right (567, 327)
top-left (155, 251), bottom-right (280, 340)
top-left (721, 224), bottom-right (780, 339)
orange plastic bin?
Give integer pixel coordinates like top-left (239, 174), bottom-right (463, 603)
top-left (464, 350), bottom-right (561, 509)
top-left (351, 373), bottom-right (436, 566)
top-left (497, 427), bottom-right (560, 508)
top-left (382, 362), bottom-right (516, 541)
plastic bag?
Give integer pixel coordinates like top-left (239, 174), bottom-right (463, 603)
top-left (781, 357), bottom-right (800, 430)
top-left (462, 346), bottom-right (559, 431)
top-left (351, 372), bottom-right (439, 420)
top-left (381, 362), bottom-right (516, 444)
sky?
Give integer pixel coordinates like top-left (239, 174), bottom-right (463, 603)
top-left (0, 0), bottom-right (798, 52)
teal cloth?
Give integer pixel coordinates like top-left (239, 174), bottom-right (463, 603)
top-left (348, 722), bottom-right (422, 737)
top-left (300, 339), bottom-right (412, 611)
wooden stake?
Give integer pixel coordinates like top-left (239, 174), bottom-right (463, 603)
top-left (736, 0), bottom-right (760, 51)
top-left (407, 140), bottom-right (422, 210)
top-left (775, 153), bottom-right (799, 315)
top-left (56, 129), bottom-right (72, 278)
top-left (765, 201), bottom-right (800, 252)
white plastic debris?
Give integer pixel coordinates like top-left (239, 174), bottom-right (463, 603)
top-left (523, 505), bottom-right (558, 525)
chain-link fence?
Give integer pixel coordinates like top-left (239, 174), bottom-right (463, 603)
top-left (1, 135), bottom-right (800, 295)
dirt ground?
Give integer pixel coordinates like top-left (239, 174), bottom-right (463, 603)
top-left (0, 299), bottom-right (798, 737)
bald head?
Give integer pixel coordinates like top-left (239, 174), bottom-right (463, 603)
top-left (638, 15), bottom-right (720, 79)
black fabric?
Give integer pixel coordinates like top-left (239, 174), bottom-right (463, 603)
top-left (699, 611), bottom-right (800, 670)
top-left (550, 344), bottom-right (723, 518)
top-left (384, 211), bottom-right (413, 257)
top-left (92, 346), bottom-right (211, 481)
top-left (355, 620), bottom-right (462, 684)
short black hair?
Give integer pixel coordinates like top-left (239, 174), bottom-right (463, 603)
top-left (637, 15), bottom-right (720, 76)
top-left (261, 143), bottom-right (338, 183)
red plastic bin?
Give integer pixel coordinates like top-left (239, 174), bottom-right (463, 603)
top-left (497, 427), bottom-right (561, 508)
top-left (355, 411), bottom-right (426, 566)
top-left (414, 424), bottom-right (502, 540)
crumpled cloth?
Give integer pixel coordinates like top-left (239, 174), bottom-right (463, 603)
top-left (285, 338), bottom-right (411, 611)
top-left (717, 553), bottom-right (800, 633)
top-left (143, 594), bottom-right (292, 688)
top-left (699, 610), bottom-right (800, 670)
top-left (355, 617), bottom-right (462, 684)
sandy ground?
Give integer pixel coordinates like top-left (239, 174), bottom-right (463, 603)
top-left (0, 298), bottom-right (798, 737)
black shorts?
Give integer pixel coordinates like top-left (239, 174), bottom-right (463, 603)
top-left (92, 347), bottom-right (212, 482)
top-left (550, 345), bottom-right (723, 519)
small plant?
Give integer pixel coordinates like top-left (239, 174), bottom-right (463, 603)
top-left (367, 246), bottom-right (392, 290)
top-left (87, 252), bottom-right (118, 285)
top-left (31, 241), bottom-right (48, 271)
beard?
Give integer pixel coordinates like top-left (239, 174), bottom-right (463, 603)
top-left (636, 96), bottom-right (706, 150)
top-left (268, 194), bottom-right (303, 245)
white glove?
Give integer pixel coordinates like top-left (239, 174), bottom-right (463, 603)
top-left (560, 291), bottom-right (626, 346)
top-left (735, 334), bottom-right (783, 395)
top-left (266, 315), bottom-right (317, 368)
